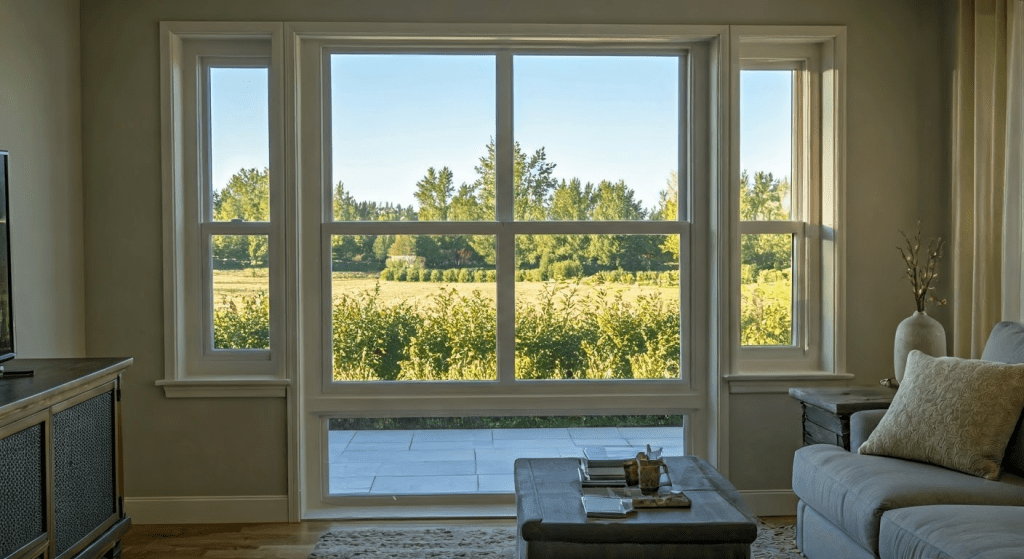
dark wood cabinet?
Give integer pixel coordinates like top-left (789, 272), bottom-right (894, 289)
top-left (788, 387), bottom-right (895, 451)
top-left (0, 358), bottom-right (132, 559)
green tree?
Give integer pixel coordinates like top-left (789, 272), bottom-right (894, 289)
top-left (464, 139), bottom-right (558, 264)
top-left (414, 167), bottom-right (455, 221)
top-left (587, 180), bottom-right (652, 267)
top-left (658, 172), bottom-right (680, 262)
top-left (740, 171), bottom-right (791, 272)
top-left (739, 170), bottom-right (793, 346)
top-left (212, 167), bottom-right (269, 267)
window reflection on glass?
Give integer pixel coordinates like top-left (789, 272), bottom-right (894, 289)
top-left (740, 233), bottom-right (793, 346)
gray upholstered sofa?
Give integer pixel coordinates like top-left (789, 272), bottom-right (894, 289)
top-left (792, 321), bottom-right (1024, 559)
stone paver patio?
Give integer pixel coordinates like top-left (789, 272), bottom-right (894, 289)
top-left (328, 426), bottom-right (684, 495)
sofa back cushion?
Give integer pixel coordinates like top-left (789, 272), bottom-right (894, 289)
top-left (982, 321), bottom-right (1024, 474)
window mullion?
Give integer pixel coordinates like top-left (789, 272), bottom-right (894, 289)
top-left (496, 50), bottom-right (515, 385)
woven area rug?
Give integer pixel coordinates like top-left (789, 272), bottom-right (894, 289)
top-left (308, 519), bottom-right (804, 558)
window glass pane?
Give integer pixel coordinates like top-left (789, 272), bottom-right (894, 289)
top-left (740, 233), bottom-right (793, 346)
top-left (209, 67), bottom-right (269, 221)
top-left (515, 234), bottom-right (680, 380)
top-left (325, 415), bottom-right (686, 495)
top-left (740, 70), bottom-right (792, 220)
top-left (513, 55), bottom-right (679, 221)
top-left (330, 234), bottom-right (496, 381)
top-left (330, 54), bottom-right (495, 221)
top-left (211, 234), bottom-right (269, 349)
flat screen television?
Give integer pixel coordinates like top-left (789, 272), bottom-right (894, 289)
top-left (0, 151), bottom-right (15, 367)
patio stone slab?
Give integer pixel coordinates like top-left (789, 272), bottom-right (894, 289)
top-left (344, 442), bottom-right (410, 452)
top-left (328, 476), bottom-right (375, 493)
top-left (493, 428), bottom-right (571, 440)
top-left (328, 430), bottom-right (356, 446)
top-left (475, 448), bottom-right (564, 461)
top-left (376, 460), bottom-right (476, 476)
top-left (412, 429), bottom-right (493, 442)
top-left (618, 426), bottom-right (683, 438)
top-left (329, 462), bottom-right (383, 478)
top-left (369, 475), bottom-right (479, 494)
top-left (493, 438), bottom-right (572, 449)
top-left (475, 459), bottom-right (517, 474)
top-left (350, 430), bottom-right (415, 444)
top-left (478, 474), bottom-right (516, 493)
top-left (410, 440), bottom-right (495, 450)
top-left (568, 427), bottom-right (622, 439)
top-left (571, 438), bottom-right (630, 447)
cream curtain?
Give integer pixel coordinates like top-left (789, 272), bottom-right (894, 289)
top-left (1004, 1), bottom-right (1024, 322)
top-left (952, 0), bottom-right (1021, 357)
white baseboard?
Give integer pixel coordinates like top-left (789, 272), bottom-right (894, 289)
top-left (125, 495), bottom-right (289, 524)
top-left (739, 490), bottom-right (798, 517)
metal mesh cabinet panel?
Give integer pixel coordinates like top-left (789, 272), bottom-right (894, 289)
top-left (0, 422), bottom-right (45, 558)
top-left (52, 391), bottom-right (115, 557)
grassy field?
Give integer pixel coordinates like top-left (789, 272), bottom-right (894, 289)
top-left (212, 268), bottom-right (682, 310)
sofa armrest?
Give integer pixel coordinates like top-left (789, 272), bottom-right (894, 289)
top-left (850, 409), bottom-right (888, 451)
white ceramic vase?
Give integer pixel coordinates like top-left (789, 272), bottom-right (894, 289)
top-left (893, 311), bottom-right (947, 382)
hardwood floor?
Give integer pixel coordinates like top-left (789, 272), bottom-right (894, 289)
top-left (120, 519), bottom-right (515, 558)
top-left (121, 517), bottom-right (797, 558)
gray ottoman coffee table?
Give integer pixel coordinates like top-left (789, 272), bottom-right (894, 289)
top-left (514, 456), bottom-right (758, 559)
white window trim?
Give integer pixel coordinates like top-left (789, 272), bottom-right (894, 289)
top-left (287, 23), bottom-right (727, 515)
top-left (727, 27), bottom-right (847, 379)
top-left (159, 22), bottom-right (290, 398)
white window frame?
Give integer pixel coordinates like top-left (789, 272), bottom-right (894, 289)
top-left (289, 24), bottom-right (726, 514)
top-left (729, 28), bottom-right (847, 378)
top-left (159, 23), bottom-right (290, 397)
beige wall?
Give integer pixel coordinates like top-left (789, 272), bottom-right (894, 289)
top-left (80, 0), bottom-right (953, 500)
top-left (0, 0), bottom-right (85, 358)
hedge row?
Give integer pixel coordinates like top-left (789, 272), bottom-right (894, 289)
top-left (378, 267), bottom-right (681, 287)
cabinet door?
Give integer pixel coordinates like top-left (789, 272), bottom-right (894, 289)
top-left (0, 412), bottom-right (48, 559)
top-left (51, 385), bottom-right (117, 559)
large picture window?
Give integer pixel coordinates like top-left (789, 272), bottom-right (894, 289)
top-left (322, 51), bottom-right (689, 384)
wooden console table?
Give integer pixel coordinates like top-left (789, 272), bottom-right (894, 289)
top-left (788, 387), bottom-right (895, 451)
top-left (0, 358), bottom-right (132, 559)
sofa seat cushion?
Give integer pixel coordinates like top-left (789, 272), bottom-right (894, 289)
top-left (879, 505), bottom-right (1024, 559)
top-left (793, 445), bottom-right (1024, 555)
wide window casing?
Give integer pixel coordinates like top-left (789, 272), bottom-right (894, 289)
top-left (158, 22), bottom-right (846, 518)
top-left (732, 32), bottom-right (845, 376)
top-left (159, 24), bottom-right (288, 396)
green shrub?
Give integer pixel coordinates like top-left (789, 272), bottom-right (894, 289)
top-left (443, 269), bottom-right (459, 282)
top-left (550, 260), bottom-right (584, 280)
top-left (331, 284), bottom-right (420, 381)
top-left (406, 268), bottom-right (420, 282)
top-left (379, 268), bottom-right (394, 281)
top-left (213, 291), bottom-right (269, 349)
top-left (431, 269), bottom-right (443, 282)
top-left (516, 270), bottom-right (526, 282)
top-left (486, 270), bottom-right (497, 282)
top-left (458, 268), bottom-right (472, 283)
top-left (474, 270), bottom-right (487, 282)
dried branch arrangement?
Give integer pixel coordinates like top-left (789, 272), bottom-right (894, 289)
top-left (898, 224), bottom-right (947, 313)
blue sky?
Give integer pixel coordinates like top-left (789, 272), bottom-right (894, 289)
top-left (209, 58), bottom-right (791, 214)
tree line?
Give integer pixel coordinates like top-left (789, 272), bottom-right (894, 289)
top-left (212, 139), bottom-right (792, 277)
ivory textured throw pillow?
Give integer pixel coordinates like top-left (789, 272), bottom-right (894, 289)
top-left (858, 350), bottom-right (1024, 480)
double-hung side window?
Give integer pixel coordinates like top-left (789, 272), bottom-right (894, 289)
top-left (735, 32), bottom-right (843, 374)
top-left (160, 26), bottom-right (287, 394)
